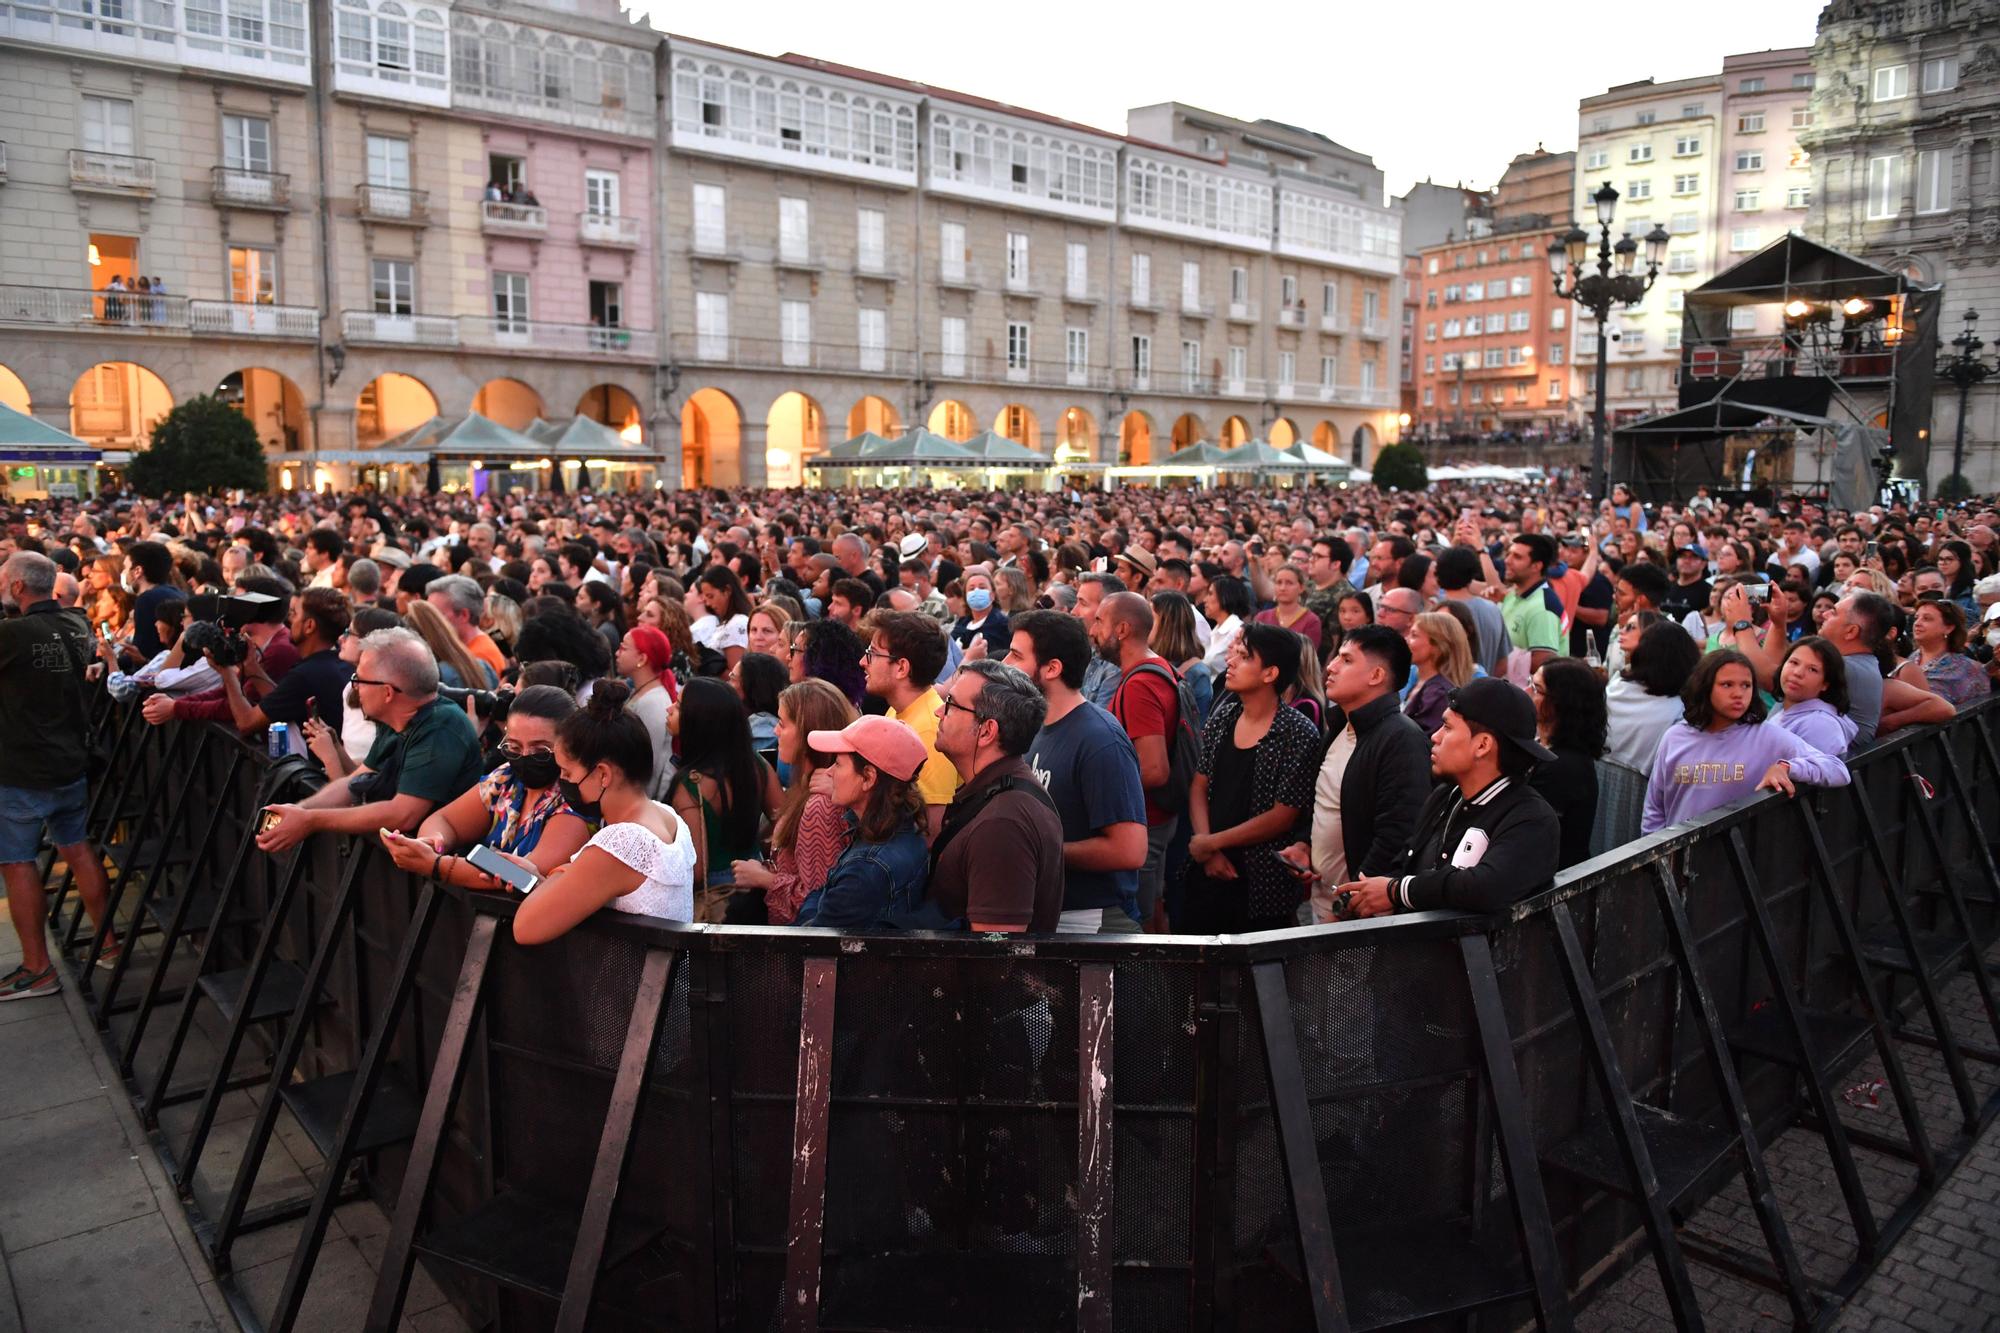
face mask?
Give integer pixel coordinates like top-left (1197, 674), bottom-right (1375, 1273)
top-left (120, 571), bottom-right (136, 594)
top-left (966, 587), bottom-right (993, 613)
top-left (558, 770), bottom-right (604, 822)
top-left (509, 750), bottom-right (560, 790)
top-left (1987, 627), bottom-right (2000, 649)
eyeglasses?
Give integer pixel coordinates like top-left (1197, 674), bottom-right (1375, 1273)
top-left (499, 742), bottom-right (554, 759)
top-left (938, 693), bottom-right (979, 719)
top-left (351, 675), bottom-right (394, 690)
top-left (860, 646), bottom-right (897, 664)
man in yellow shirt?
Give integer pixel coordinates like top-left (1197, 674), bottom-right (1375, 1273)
top-left (861, 609), bottom-right (959, 839)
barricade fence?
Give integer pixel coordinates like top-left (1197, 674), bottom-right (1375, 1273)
top-left (43, 694), bottom-right (2000, 1332)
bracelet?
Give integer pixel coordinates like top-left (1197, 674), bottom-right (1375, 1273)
top-left (431, 850), bottom-right (443, 879)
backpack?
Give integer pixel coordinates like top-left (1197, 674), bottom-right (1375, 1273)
top-left (1110, 659), bottom-right (1201, 816)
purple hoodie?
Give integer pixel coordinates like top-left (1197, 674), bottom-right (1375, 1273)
top-left (1770, 699), bottom-right (1859, 757)
top-left (1642, 720), bottom-right (1850, 834)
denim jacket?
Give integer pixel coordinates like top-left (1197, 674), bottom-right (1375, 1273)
top-left (794, 815), bottom-right (930, 930)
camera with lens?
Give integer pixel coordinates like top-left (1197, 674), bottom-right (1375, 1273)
top-left (437, 683), bottom-right (514, 721)
top-left (182, 592), bottom-right (284, 668)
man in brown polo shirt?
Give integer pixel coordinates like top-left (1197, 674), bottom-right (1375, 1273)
top-left (927, 659), bottom-right (1066, 932)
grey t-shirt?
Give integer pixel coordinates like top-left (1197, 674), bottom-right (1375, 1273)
top-left (1449, 594), bottom-right (1513, 677)
top-left (1843, 652), bottom-right (1883, 749)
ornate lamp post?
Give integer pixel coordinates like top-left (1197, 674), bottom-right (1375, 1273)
top-left (1548, 182), bottom-right (1670, 498)
top-left (1940, 308), bottom-right (1994, 494)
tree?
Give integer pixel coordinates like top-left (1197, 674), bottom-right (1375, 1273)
top-left (126, 394), bottom-right (269, 497)
top-left (1369, 442), bottom-right (1428, 492)
top-left (1937, 472), bottom-right (1973, 501)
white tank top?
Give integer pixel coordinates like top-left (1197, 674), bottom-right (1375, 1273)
top-left (574, 808), bottom-right (697, 923)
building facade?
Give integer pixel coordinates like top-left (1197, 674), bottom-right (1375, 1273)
top-left (0, 11), bottom-right (1403, 493)
top-left (1802, 0), bottom-right (2000, 488)
top-left (1492, 147), bottom-right (1575, 225)
top-left (1715, 49), bottom-right (1818, 340)
top-left (1410, 219), bottom-right (1570, 439)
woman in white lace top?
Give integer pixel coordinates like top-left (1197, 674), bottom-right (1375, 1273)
top-left (509, 680), bottom-right (697, 944)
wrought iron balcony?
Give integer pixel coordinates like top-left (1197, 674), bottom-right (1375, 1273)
top-left (0, 284), bottom-right (186, 329)
top-left (671, 334), bottom-right (912, 376)
top-left (69, 149), bottom-right (155, 195)
top-left (462, 317), bottom-right (656, 360)
top-left (210, 166), bottom-right (290, 210)
top-left (1226, 300), bottom-right (1260, 324)
top-left (339, 310), bottom-right (458, 345)
top-left (356, 184), bottom-right (428, 224)
top-left (189, 300), bottom-right (318, 338)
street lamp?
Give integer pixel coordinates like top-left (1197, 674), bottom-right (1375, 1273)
top-left (1939, 308), bottom-right (1995, 494)
top-left (1549, 180), bottom-right (1671, 498)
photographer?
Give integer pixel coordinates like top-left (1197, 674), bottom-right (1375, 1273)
top-left (141, 576), bottom-right (299, 728)
top-left (203, 588), bottom-right (351, 741)
top-left (255, 627), bottom-right (483, 852)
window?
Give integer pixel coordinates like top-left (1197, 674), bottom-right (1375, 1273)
top-left (1360, 360), bottom-right (1378, 396)
top-left (856, 208), bottom-right (885, 271)
top-left (491, 270), bottom-right (528, 332)
top-left (1423, 354), bottom-right (1435, 373)
top-left (1787, 185), bottom-right (1812, 209)
top-left (1548, 380), bottom-right (1563, 400)
top-left (1485, 314), bottom-right (1507, 333)
top-left (1181, 260), bottom-right (1201, 309)
top-left (1734, 151), bottom-right (1763, 172)
top-left (1444, 319), bottom-right (1461, 338)
top-left (1627, 179), bottom-right (1653, 199)
top-left (1734, 189), bottom-right (1762, 210)
top-left (692, 182), bottom-right (726, 253)
top-left (1225, 344), bottom-right (1246, 386)
top-left (1514, 383), bottom-right (1529, 403)
top-left (1065, 242), bottom-right (1088, 299)
top-left (1549, 343), bottom-right (1564, 366)
top-left (337, 0), bottom-right (445, 88)
top-left (370, 258), bottom-right (413, 315)
top-left (584, 169), bottom-right (619, 218)
top-left (1619, 331), bottom-right (1644, 354)
top-left (1683, 103), bottom-right (1706, 117)
top-left (778, 196), bottom-right (809, 264)
top-left (1066, 327), bottom-right (1089, 381)
top-left (1593, 117), bottom-right (1610, 133)
top-left (589, 280), bottom-right (623, 331)
top-left (1444, 284), bottom-right (1461, 303)
top-left (1666, 327), bottom-right (1683, 349)
top-left (1791, 106), bottom-right (1814, 129)
top-left (1423, 387), bottom-right (1434, 406)
top-left (857, 308), bottom-right (886, 372)
top-left (1728, 307), bottom-right (1757, 331)
top-left (1730, 227), bottom-right (1761, 251)
top-left (1873, 65), bottom-right (1908, 101)
top-left (1550, 308), bottom-right (1566, 329)
top-left (1666, 289), bottom-right (1686, 312)
top-left (1792, 73), bottom-right (1815, 89)
top-left (1510, 275), bottom-right (1531, 296)
top-left (1321, 280), bottom-right (1339, 317)
top-left (1424, 322), bottom-right (1437, 342)
top-left (1441, 353), bottom-right (1459, 372)
top-left (1673, 173), bottom-right (1700, 194)
top-left (229, 246), bottom-right (277, 304)
top-left (1506, 347), bottom-right (1525, 366)
top-left (1628, 143), bottom-right (1654, 162)
top-left (80, 96), bottom-right (136, 156)
top-left (1280, 274), bottom-right (1297, 307)
top-left (1737, 111), bottom-right (1765, 133)
top-left (1464, 281), bottom-right (1484, 302)
top-left (1131, 253), bottom-right (1151, 305)
top-left (1483, 348), bottom-right (1505, 367)
top-left (1921, 56), bottom-right (1958, 93)
top-left (1739, 76), bottom-right (1765, 93)
top-left (1229, 266), bottom-right (1248, 304)
top-left (1867, 155), bottom-right (1900, 219)
top-left (365, 134), bottom-right (409, 190)
top-left (1129, 334), bottom-right (1150, 382)
top-left (1006, 320), bottom-right (1030, 373)
top-left (1917, 148), bottom-right (1951, 214)
top-left (487, 154), bottom-right (525, 193)
top-left (1005, 232), bottom-right (1029, 288)
top-left (780, 300), bottom-right (810, 367)
top-left (1585, 148), bottom-right (1609, 170)
top-left (1427, 256), bottom-right (1440, 274)
top-left (695, 290), bottom-right (729, 359)
top-left (1669, 250), bottom-right (1697, 273)
top-left (221, 114), bottom-right (272, 173)
top-left (1321, 356), bottom-right (1337, 389)
top-left (940, 221), bottom-right (966, 282)
top-left (941, 316), bottom-right (967, 375)
top-left (1276, 350), bottom-right (1295, 387)
top-left (1635, 110), bottom-right (1656, 126)
top-left (1508, 311), bottom-right (1530, 331)
top-left (1670, 211), bottom-right (1700, 234)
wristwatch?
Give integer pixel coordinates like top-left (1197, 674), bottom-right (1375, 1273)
top-left (1732, 618), bottom-right (1754, 632)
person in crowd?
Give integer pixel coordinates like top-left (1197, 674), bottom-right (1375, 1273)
top-left (793, 715), bottom-right (932, 929)
top-left (1149, 590), bottom-right (1213, 724)
top-left (1097, 592), bottom-right (1188, 931)
top-left (1436, 545), bottom-right (1512, 677)
top-left (614, 624), bottom-right (677, 798)
top-left (730, 680), bottom-right (856, 925)
top-left (1071, 572), bottom-right (1126, 708)
top-left (746, 601), bottom-right (792, 658)
top-left (1731, 587), bottom-right (1948, 746)
top-left (401, 598), bottom-right (491, 693)
top-left (1255, 564), bottom-right (1323, 656)
top-left (85, 552), bottom-right (130, 634)
top-left (98, 595), bottom-right (218, 701)
top-left (305, 606), bottom-right (400, 771)
top-left (1006, 610), bottom-right (1147, 933)
top-left (694, 566), bottom-right (754, 669)
top-left (1893, 597), bottom-right (1989, 708)
top-left (578, 582), bottom-right (626, 657)
top-left (256, 627), bottom-right (484, 852)
top-left (1605, 621), bottom-right (1700, 771)
top-left (376, 685), bottom-right (593, 890)
top-left (1935, 539), bottom-right (1978, 614)
top-left (1288, 638), bottom-right (1330, 735)
top-left (733, 651), bottom-right (787, 765)
top-left (950, 569), bottom-right (1009, 660)
top-left (668, 675), bottom-right (779, 922)
top-left (1184, 623), bottom-right (1321, 933)
top-left (1530, 658), bottom-right (1606, 870)
top-left (926, 660), bottom-right (1066, 932)
top-left (1769, 635), bottom-right (1857, 756)
top-left (201, 586), bottom-right (352, 743)
top-left (1500, 533), bottom-right (1565, 679)
top-left (1642, 650), bottom-right (1850, 834)
top-left (1302, 533), bottom-right (1358, 656)
top-left (1284, 624), bottom-right (1432, 923)
top-left (142, 575), bottom-right (300, 728)
top-left (0, 553), bottom-right (118, 999)
top-left (790, 617), bottom-right (868, 710)
top-left (1404, 610), bottom-right (1475, 737)
top-left (1328, 588), bottom-right (1375, 657)
top-left (1200, 575), bottom-right (1252, 675)
top-left (861, 609), bottom-right (960, 836)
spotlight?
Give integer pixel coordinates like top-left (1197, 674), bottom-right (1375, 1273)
top-left (1784, 299), bottom-right (1812, 320)
top-left (1841, 296), bottom-right (1871, 317)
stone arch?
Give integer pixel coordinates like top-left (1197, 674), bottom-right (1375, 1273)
top-left (577, 383), bottom-right (645, 442)
top-left (1054, 405), bottom-right (1095, 462)
top-left (680, 387), bottom-right (741, 488)
top-left (1312, 420), bottom-right (1339, 452)
top-left (1219, 415), bottom-right (1251, 448)
top-left (927, 398), bottom-right (976, 442)
top-left (355, 372), bottom-right (439, 447)
top-left (847, 394), bottom-right (902, 440)
top-left (472, 378), bottom-right (545, 431)
top-left (765, 390), bottom-right (827, 489)
top-left (994, 403), bottom-right (1041, 450)
top-left (0, 365), bottom-right (28, 414)
top-left (69, 361), bottom-right (172, 448)
top-left (1117, 410), bottom-right (1153, 466)
top-left (1269, 417), bottom-right (1299, 448)
top-left (1170, 412), bottom-right (1205, 452)
top-left (1351, 423), bottom-right (1377, 466)
top-left (214, 367), bottom-right (306, 453)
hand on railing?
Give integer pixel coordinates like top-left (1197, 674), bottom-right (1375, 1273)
top-left (1334, 875), bottom-right (1394, 918)
top-left (256, 803), bottom-right (317, 853)
top-left (1756, 761), bottom-right (1797, 800)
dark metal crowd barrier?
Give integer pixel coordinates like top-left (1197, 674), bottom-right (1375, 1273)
top-left (43, 693), bottom-right (2000, 1332)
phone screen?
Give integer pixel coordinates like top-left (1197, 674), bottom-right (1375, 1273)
top-left (466, 842), bottom-right (540, 894)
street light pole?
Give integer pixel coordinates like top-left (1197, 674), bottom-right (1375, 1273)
top-left (1549, 182), bottom-right (1670, 500)
top-left (1939, 308), bottom-right (1992, 494)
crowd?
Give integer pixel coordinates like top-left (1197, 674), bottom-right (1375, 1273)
top-left (2, 473), bottom-right (1995, 1002)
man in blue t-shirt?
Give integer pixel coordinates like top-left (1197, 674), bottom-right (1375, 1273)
top-left (1005, 611), bottom-right (1148, 934)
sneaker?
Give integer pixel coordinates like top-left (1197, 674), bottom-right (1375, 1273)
top-left (0, 965), bottom-right (59, 1002)
top-left (93, 943), bottom-right (123, 972)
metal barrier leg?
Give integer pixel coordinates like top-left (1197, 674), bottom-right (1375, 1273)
top-left (1076, 961), bottom-right (1115, 1333)
top-left (1459, 934), bottom-right (1572, 1332)
top-left (362, 914), bottom-right (500, 1333)
top-left (554, 946), bottom-right (680, 1333)
top-left (780, 955), bottom-right (839, 1333)
top-left (62, 722), bottom-right (186, 959)
top-left (46, 699), bottom-right (142, 918)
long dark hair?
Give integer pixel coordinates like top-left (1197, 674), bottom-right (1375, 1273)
top-left (1777, 634), bottom-right (1850, 712)
top-left (1939, 539), bottom-right (1976, 598)
top-left (698, 566), bottom-right (756, 620)
top-left (1536, 658), bottom-right (1607, 758)
top-left (799, 618), bottom-right (867, 708)
top-left (846, 753), bottom-right (924, 844)
top-left (556, 678), bottom-right (654, 786)
top-left (675, 677), bottom-right (762, 850)
top-left (1681, 649), bottom-right (1767, 729)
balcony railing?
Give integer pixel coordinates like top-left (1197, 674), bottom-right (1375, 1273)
top-left (925, 352), bottom-right (1110, 391)
top-left (1129, 289), bottom-right (1161, 312)
top-left (339, 310), bottom-right (458, 346)
top-left (1180, 295), bottom-right (1213, 318)
top-left (670, 335), bottom-right (914, 376)
top-left (189, 300), bottom-right (319, 339)
top-left (1277, 305), bottom-right (1308, 329)
top-left (1221, 375), bottom-right (1265, 397)
top-left (1226, 300), bottom-right (1260, 324)
top-left (577, 213), bottom-right (641, 248)
top-left (480, 200), bottom-right (547, 234)
top-left (462, 317), bottom-right (656, 360)
top-left (1002, 271), bottom-right (1039, 297)
top-left (690, 234), bottom-right (740, 262)
top-left (1118, 369), bottom-right (1218, 397)
top-left (1061, 284), bottom-right (1104, 305)
top-left (69, 149), bottom-right (155, 195)
top-left (1360, 320), bottom-right (1391, 339)
top-left (773, 244), bottom-right (829, 272)
top-left (937, 261), bottom-right (984, 290)
top-left (209, 166), bottom-right (290, 210)
top-left (355, 184), bottom-right (428, 224)
top-left (852, 252), bottom-right (897, 280)
top-left (1321, 312), bottom-right (1349, 334)
top-left (0, 284), bottom-right (187, 329)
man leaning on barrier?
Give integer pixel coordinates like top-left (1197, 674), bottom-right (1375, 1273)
top-left (255, 627), bottom-right (484, 853)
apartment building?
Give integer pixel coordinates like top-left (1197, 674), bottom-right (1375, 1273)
top-left (1715, 49), bottom-right (1817, 340)
top-left (1492, 147), bottom-right (1575, 225)
top-left (1410, 219), bottom-right (1570, 439)
top-left (1802, 0), bottom-right (1997, 487)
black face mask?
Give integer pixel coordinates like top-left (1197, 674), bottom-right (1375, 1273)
top-left (509, 750), bottom-right (560, 791)
top-left (558, 771), bottom-right (603, 822)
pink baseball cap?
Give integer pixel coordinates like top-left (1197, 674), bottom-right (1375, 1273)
top-left (808, 715), bottom-right (929, 782)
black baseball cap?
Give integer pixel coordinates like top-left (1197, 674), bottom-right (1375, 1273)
top-left (1448, 678), bottom-right (1556, 764)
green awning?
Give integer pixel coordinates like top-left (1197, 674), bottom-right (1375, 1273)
top-left (810, 428), bottom-right (982, 469)
top-left (378, 412), bottom-right (544, 457)
top-left (957, 430), bottom-right (1055, 468)
top-left (0, 403), bottom-right (92, 455)
top-left (1215, 441), bottom-right (1315, 471)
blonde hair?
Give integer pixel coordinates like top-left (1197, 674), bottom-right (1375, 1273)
top-left (1411, 611), bottom-right (1475, 688)
top-left (483, 592), bottom-right (523, 649)
top-left (750, 600), bottom-right (794, 645)
top-left (403, 598), bottom-right (489, 690)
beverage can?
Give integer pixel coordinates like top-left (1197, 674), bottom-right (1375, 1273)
top-left (268, 722), bottom-right (289, 759)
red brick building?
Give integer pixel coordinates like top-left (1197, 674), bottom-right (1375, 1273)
top-left (1410, 216), bottom-right (1571, 440)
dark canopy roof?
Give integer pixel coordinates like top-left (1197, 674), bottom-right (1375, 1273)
top-left (1689, 232), bottom-right (1911, 308)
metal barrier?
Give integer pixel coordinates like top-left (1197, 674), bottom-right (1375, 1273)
top-left (43, 697), bottom-right (2000, 1332)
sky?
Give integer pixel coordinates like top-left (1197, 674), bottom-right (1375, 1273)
top-left (630, 0), bottom-right (1827, 200)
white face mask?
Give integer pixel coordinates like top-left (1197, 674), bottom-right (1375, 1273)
top-left (1986, 627), bottom-right (2000, 649)
top-left (120, 570), bottom-right (136, 594)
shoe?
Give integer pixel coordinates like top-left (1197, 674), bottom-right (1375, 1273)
top-left (0, 965), bottom-right (59, 1002)
top-left (93, 945), bottom-right (122, 972)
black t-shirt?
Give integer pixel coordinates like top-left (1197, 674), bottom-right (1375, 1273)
top-left (132, 584), bottom-right (178, 659)
top-left (1659, 577), bottom-right (1711, 625)
top-left (0, 602), bottom-right (93, 787)
top-left (258, 646), bottom-right (350, 731)
top-left (1569, 573), bottom-right (1615, 658)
